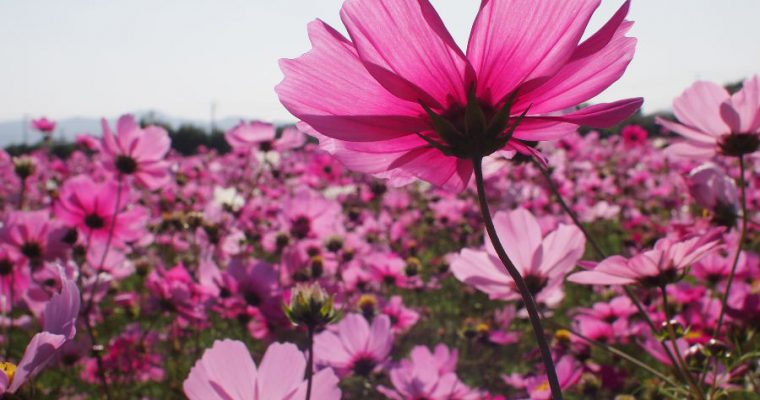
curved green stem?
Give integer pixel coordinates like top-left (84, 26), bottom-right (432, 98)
top-left (661, 286), bottom-right (705, 400)
top-left (473, 157), bottom-right (563, 400)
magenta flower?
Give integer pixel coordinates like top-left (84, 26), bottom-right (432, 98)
top-left (378, 344), bottom-right (481, 400)
top-left (54, 175), bottom-right (149, 246)
top-left (31, 117), bottom-right (56, 135)
top-left (568, 230), bottom-right (723, 287)
top-left (657, 75), bottom-right (760, 158)
top-left (451, 208), bottom-right (586, 307)
top-left (621, 124), bottom-right (648, 147)
top-left (314, 313), bottom-right (393, 377)
top-left (0, 210), bottom-right (67, 267)
top-left (277, 0), bottom-right (641, 191)
top-left (101, 114), bottom-right (172, 190)
top-left (1, 276), bottom-right (79, 394)
top-left (184, 340), bottom-right (341, 400)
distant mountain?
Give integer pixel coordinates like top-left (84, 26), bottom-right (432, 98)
top-left (0, 111), bottom-right (264, 147)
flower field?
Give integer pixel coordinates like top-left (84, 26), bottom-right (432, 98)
top-left (2, 0), bottom-right (759, 399)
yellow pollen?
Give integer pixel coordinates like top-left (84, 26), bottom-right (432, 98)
top-left (358, 294), bottom-right (378, 309)
top-left (555, 329), bottom-right (573, 342)
top-left (475, 323), bottom-right (490, 334)
top-left (537, 381), bottom-right (550, 391)
top-left (0, 361), bottom-right (16, 383)
top-left (684, 330), bottom-right (703, 340)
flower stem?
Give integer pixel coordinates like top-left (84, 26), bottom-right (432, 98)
top-left (713, 154), bottom-right (748, 336)
top-left (534, 160), bottom-right (690, 384)
top-left (305, 326), bottom-right (315, 400)
top-left (472, 157), bottom-right (562, 400)
top-left (660, 285), bottom-right (705, 400)
top-left (18, 176), bottom-right (27, 210)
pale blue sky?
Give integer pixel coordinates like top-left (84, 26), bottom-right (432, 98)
top-left (1, 0), bottom-right (758, 123)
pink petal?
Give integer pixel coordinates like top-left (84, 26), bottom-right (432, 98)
top-left (674, 81), bottom-right (731, 135)
top-left (183, 339), bottom-right (257, 400)
top-left (516, 1), bottom-right (636, 113)
top-left (488, 208), bottom-right (543, 274)
top-left (539, 224), bottom-right (586, 276)
top-left (467, 0), bottom-right (601, 105)
top-left (43, 278), bottom-right (80, 339)
top-left (290, 368), bottom-right (342, 400)
top-left (256, 343), bottom-right (306, 399)
top-left (721, 75), bottom-right (760, 133)
top-left (9, 332), bottom-right (67, 393)
top-left (365, 315), bottom-right (393, 361)
top-left (338, 314), bottom-right (371, 355)
top-left (526, 98), bottom-right (643, 129)
top-left (340, 0), bottom-right (471, 109)
top-left (277, 20), bottom-right (428, 142)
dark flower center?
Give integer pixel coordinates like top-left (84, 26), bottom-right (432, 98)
top-left (290, 216), bottom-right (311, 239)
top-left (85, 214), bottom-right (106, 229)
top-left (259, 141), bottom-right (273, 152)
top-left (524, 274), bottom-right (548, 296)
top-left (21, 241), bottom-right (43, 260)
top-left (352, 357), bottom-right (376, 377)
top-left (244, 291), bottom-right (261, 307)
top-left (719, 133), bottom-right (759, 157)
top-left (115, 155), bottom-right (139, 174)
top-left (0, 259), bottom-right (13, 276)
top-left (639, 268), bottom-right (681, 287)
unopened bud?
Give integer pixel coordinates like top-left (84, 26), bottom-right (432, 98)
top-left (284, 283), bottom-right (338, 330)
top-left (13, 157), bottom-right (36, 179)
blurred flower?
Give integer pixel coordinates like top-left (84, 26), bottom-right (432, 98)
top-left (314, 313), bottom-right (393, 377)
top-left (31, 117), bottom-right (56, 135)
top-left (658, 75), bottom-right (760, 158)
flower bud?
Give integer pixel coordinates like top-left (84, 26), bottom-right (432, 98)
top-left (284, 283), bottom-right (337, 330)
top-left (13, 156), bottom-right (36, 179)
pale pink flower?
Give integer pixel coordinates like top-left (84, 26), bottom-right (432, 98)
top-left (277, 0), bottom-right (641, 191)
top-left (451, 208), bottom-right (585, 307)
top-left (378, 344), bottom-right (481, 400)
top-left (0, 210), bottom-right (67, 266)
top-left (101, 114), bottom-right (172, 190)
top-left (314, 314), bottom-right (393, 376)
top-left (658, 75), bottom-right (760, 158)
top-left (184, 340), bottom-right (341, 400)
top-left (568, 230), bottom-right (722, 287)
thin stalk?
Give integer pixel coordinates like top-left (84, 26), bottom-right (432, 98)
top-left (534, 160), bottom-right (687, 381)
top-left (472, 157), bottom-right (562, 400)
top-left (18, 176), bottom-right (27, 210)
top-left (661, 285), bottom-right (705, 400)
top-left (713, 155), bottom-right (748, 336)
top-left (305, 326), bottom-right (315, 400)
top-left (80, 175), bottom-right (124, 400)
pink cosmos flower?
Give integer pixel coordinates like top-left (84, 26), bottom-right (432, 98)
top-left (503, 356), bottom-right (583, 400)
top-left (277, 0), bottom-right (642, 191)
top-left (568, 229), bottom-right (723, 287)
top-left (381, 295), bottom-right (419, 334)
top-left (1, 276), bottom-right (79, 395)
top-left (657, 75), bottom-right (760, 158)
top-left (226, 121), bottom-right (307, 154)
top-left (184, 340), bottom-right (341, 400)
top-left (0, 210), bottom-right (67, 267)
top-left (451, 208), bottom-right (586, 307)
top-left (378, 344), bottom-right (481, 400)
top-left (31, 117), bottom-right (56, 134)
top-left (314, 313), bottom-right (393, 376)
top-left (101, 114), bottom-right (172, 190)
top-left (83, 323), bottom-right (165, 385)
top-left (54, 175), bottom-right (149, 246)
top-left (621, 124), bottom-right (648, 147)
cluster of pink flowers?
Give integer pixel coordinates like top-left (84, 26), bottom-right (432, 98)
top-left (1, 0), bottom-right (758, 399)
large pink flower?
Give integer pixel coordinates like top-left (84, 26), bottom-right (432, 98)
top-left (184, 340), bottom-right (341, 400)
top-left (657, 75), bottom-right (760, 158)
top-left (277, 0), bottom-right (642, 191)
top-left (54, 175), bottom-right (149, 246)
top-left (451, 208), bottom-right (586, 307)
top-left (101, 114), bottom-right (172, 190)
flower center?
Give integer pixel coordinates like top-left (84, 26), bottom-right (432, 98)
top-left (0, 259), bottom-right (13, 276)
top-left (21, 241), bottom-right (43, 260)
top-left (352, 356), bottom-right (376, 377)
top-left (115, 155), bottom-right (139, 174)
top-left (0, 361), bottom-right (16, 383)
top-left (85, 214), bottom-right (107, 229)
top-left (719, 133), bottom-right (759, 157)
top-left (290, 216), bottom-right (311, 239)
top-left (524, 274), bottom-right (548, 296)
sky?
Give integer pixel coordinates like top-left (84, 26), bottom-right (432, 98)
top-left (1, 0), bottom-right (759, 125)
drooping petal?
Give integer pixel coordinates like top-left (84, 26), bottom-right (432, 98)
top-left (43, 278), bottom-right (80, 339)
top-left (183, 339), bottom-right (257, 400)
top-left (277, 20), bottom-right (427, 142)
top-left (721, 75), bottom-right (760, 133)
top-left (340, 0), bottom-right (471, 109)
top-left (8, 332), bottom-right (67, 393)
top-left (467, 0), bottom-right (601, 105)
top-left (526, 98), bottom-right (643, 129)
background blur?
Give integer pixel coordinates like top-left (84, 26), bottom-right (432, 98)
top-left (1, 0), bottom-right (759, 144)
